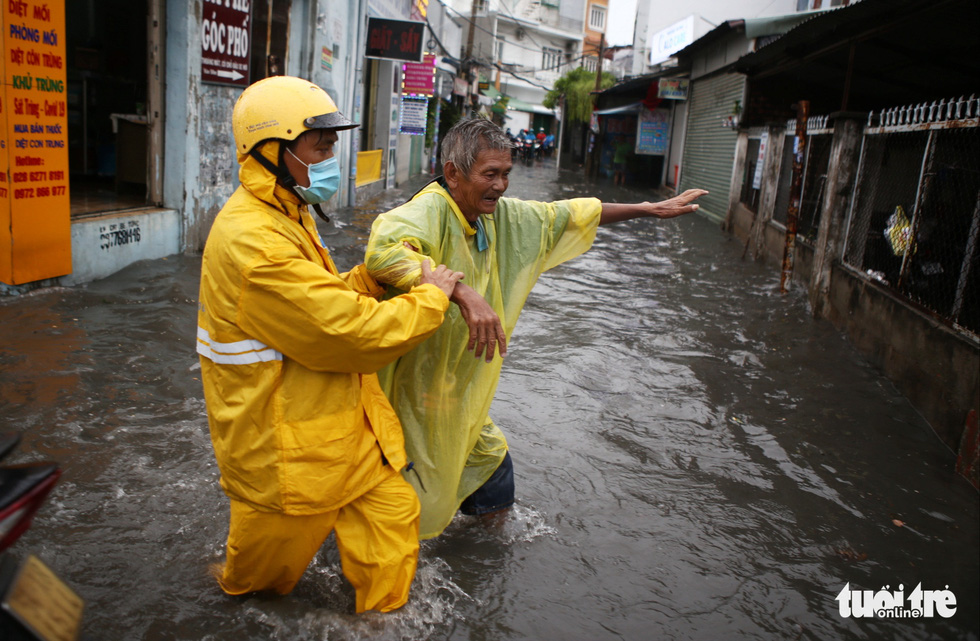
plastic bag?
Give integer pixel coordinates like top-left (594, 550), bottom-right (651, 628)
top-left (885, 205), bottom-right (915, 257)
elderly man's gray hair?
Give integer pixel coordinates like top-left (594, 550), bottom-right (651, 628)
top-left (441, 118), bottom-right (512, 177)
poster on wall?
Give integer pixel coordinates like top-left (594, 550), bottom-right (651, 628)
top-left (1, 0), bottom-right (72, 285)
top-left (201, 0), bottom-right (250, 87)
top-left (635, 108), bottom-right (670, 155)
top-left (399, 96), bottom-right (429, 136)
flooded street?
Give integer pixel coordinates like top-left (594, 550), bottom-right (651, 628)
top-left (1, 159), bottom-right (977, 640)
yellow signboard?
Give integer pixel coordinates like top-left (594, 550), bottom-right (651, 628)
top-left (1, 0), bottom-right (71, 285)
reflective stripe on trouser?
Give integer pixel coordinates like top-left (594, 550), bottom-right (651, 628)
top-left (217, 471), bottom-right (421, 613)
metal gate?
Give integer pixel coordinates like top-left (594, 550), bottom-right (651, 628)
top-left (772, 115), bottom-right (832, 244)
top-left (842, 96), bottom-right (980, 335)
top-left (678, 73), bottom-right (744, 222)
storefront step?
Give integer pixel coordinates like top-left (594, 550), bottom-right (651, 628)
top-left (61, 208), bottom-right (181, 287)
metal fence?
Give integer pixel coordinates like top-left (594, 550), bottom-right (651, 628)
top-left (739, 137), bottom-right (762, 212)
top-left (843, 96), bottom-right (980, 335)
top-left (740, 115), bottom-right (832, 242)
top-left (772, 116), bottom-right (832, 243)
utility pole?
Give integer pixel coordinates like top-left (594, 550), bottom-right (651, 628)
top-left (555, 92), bottom-right (565, 176)
top-left (780, 100), bottom-right (810, 293)
top-left (457, 0), bottom-right (478, 115)
top-left (347, 0), bottom-right (369, 207)
top-left (586, 34), bottom-right (605, 179)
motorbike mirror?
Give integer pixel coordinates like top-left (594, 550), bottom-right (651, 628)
top-left (0, 463), bottom-right (61, 552)
top-left (0, 433), bottom-right (21, 462)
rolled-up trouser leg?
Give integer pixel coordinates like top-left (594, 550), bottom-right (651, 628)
top-left (334, 471), bottom-right (421, 613)
top-left (217, 499), bottom-right (338, 595)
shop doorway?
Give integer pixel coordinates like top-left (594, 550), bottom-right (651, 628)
top-left (66, 0), bottom-right (152, 217)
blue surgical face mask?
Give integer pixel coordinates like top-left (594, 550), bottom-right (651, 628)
top-left (287, 146), bottom-right (340, 204)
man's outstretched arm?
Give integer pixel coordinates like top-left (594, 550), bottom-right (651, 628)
top-left (599, 189), bottom-right (708, 226)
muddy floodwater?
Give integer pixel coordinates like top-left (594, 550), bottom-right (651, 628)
top-left (1, 160), bottom-right (977, 640)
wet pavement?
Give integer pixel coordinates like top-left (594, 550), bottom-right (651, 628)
top-left (1, 158), bottom-right (978, 640)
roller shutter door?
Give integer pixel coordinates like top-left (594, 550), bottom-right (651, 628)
top-left (678, 73), bottom-right (744, 222)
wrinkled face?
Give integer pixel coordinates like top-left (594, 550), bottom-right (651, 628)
top-left (445, 148), bottom-right (512, 222)
top-left (283, 129), bottom-right (339, 187)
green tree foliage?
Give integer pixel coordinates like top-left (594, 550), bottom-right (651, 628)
top-left (427, 97), bottom-right (462, 151)
top-left (543, 67), bottom-right (617, 124)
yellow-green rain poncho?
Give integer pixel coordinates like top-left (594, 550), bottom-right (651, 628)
top-left (365, 179), bottom-right (601, 538)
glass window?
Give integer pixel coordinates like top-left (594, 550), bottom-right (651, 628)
top-left (588, 4), bottom-right (605, 32)
top-left (542, 47), bottom-right (563, 71)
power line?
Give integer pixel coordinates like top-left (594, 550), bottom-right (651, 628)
top-left (434, 0), bottom-right (575, 56)
top-left (430, 1), bottom-right (597, 76)
top-left (424, 16), bottom-right (462, 64)
top-left (426, 1), bottom-right (602, 99)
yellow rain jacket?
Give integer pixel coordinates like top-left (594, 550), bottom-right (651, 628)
top-left (197, 142), bottom-right (450, 516)
top-left (365, 180), bottom-right (601, 537)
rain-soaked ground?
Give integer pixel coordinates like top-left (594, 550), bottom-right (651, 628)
top-left (1, 157), bottom-right (978, 641)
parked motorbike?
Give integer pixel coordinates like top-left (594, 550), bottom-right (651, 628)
top-left (0, 432), bottom-right (84, 641)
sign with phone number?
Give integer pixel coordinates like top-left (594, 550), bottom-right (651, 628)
top-left (1, 0), bottom-right (72, 285)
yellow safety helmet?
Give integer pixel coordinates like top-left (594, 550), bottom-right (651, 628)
top-left (232, 76), bottom-right (357, 160)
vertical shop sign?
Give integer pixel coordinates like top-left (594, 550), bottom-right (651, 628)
top-left (752, 131), bottom-right (768, 190)
top-left (400, 54), bottom-right (434, 137)
top-left (201, 0), bottom-right (250, 87)
top-left (1, 0), bottom-right (71, 285)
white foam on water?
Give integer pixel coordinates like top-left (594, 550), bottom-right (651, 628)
top-left (237, 556), bottom-right (469, 640)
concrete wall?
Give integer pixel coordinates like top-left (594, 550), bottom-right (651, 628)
top-left (729, 201), bottom-right (787, 270)
top-left (61, 209), bottom-right (181, 287)
top-left (165, 0), bottom-right (368, 254)
top-left (164, 1), bottom-right (238, 254)
top-left (825, 264), bottom-right (980, 450)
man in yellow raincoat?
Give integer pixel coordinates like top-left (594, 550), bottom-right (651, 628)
top-left (197, 76), bottom-right (464, 613)
top-left (365, 118), bottom-right (707, 539)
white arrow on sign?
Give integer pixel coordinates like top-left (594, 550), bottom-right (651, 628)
top-left (212, 69), bottom-right (244, 81)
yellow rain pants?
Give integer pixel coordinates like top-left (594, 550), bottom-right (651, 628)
top-left (365, 180), bottom-right (601, 538)
top-left (218, 470), bottom-right (420, 613)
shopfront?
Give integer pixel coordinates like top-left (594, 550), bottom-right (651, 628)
top-left (2, 0), bottom-right (381, 291)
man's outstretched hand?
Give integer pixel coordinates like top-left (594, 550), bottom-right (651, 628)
top-left (599, 188), bottom-right (709, 225)
top-left (651, 189), bottom-right (709, 219)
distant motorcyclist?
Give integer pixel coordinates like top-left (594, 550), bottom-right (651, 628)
top-left (506, 127), bottom-right (519, 158)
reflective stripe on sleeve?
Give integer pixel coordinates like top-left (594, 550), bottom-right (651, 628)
top-left (196, 327), bottom-right (283, 365)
